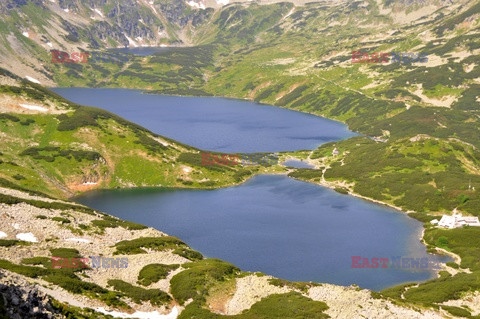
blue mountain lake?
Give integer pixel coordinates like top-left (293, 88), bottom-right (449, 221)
top-left (54, 88), bottom-right (449, 290)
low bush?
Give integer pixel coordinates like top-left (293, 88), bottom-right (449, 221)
top-left (138, 264), bottom-right (180, 286)
top-left (0, 178), bottom-right (53, 199)
top-left (403, 272), bottom-right (480, 304)
top-left (0, 240), bottom-right (30, 247)
top-left (107, 279), bottom-right (171, 306)
top-left (20, 147), bottom-right (102, 163)
top-left (268, 278), bottom-right (319, 293)
top-left (50, 248), bottom-right (81, 259)
top-left (0, 259), bottom-right (49, 278)
top-left (114, 236), bottom-right (186, 255)
top-left (0, 193), bottom-right (96, 215)
top-left (91, 215), bottom-right (147, 231)
top-left (441, 306), bottom-right (472, 318)
top-left (173, 248), bottom-right (203, 261)
top-left (51, 217), bottom-right (71, 224)
top-left (21, 257), bottom-right (51, 268)
top-left (179, 292), bottom-right (329, 318)
top-left (170, 259), bottom-right (239, 304)
top-left (12, 174), bottom-right (25, 180)
top-left (288, 169), bottom-right (323, 180)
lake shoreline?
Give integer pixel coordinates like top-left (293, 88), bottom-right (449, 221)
top-left (56, 87), bottom-right (449, 291)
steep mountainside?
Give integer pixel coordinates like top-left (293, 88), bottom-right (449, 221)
top-left (0, 69), bottom-right (279, 198)
top-left (0, 0), bottom-right (472, 84)
top-left (1, 0), bottom-right (480, 318)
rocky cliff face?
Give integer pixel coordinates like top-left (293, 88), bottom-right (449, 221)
top-left (0, 0), bottom-right (465, 85)
top-left (0, 270), bottom-right (61, 319)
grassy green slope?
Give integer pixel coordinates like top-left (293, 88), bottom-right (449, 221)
top-left (0, 70), bottom-right (281, 198)
top-left (1, 0), bottom-right (480, 317)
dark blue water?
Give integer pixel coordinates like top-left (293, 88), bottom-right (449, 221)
top-left (52, 88), bottom-right (448, 290)
top-left (76, 175), bottom-right (448, 291)
top-left (51, 88), bottom-right (356, 153)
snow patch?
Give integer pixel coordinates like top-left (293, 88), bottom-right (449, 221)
top-left (94, 9), bottom-right (104, 17)
top-left (149, 3), bottom-right (158, 14)
top-left (19, 104), bottom-right (48, 112)
top-left (46, 42), bottom-right (53, 48)
top-left (25, 76), bottom-right (41, 84)
top-left (186, 1), bottom-right (206, 10)
top-left (64, 8), bottom-right (69, 13)
top-left (125, 35), bottom-right (138, 47)
top-left (11, 223), bottom-right (20, 230)
top-left (22, 32), bottom-right (29, 38)
top-left (96, 306), bottom-right (178, 319)
top-left (82, 182), bottom-right (97, 185)
top-left (16, 233), bottom-right (38, 243)
top-left (217, 0), bottom-right (230, 5)
top-left (0, 232), bottom-right (7, 238)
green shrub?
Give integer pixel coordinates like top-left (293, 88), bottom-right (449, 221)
top-left (334, 187), bottom-right (349, 195)
top-left (20, 119), bottom-right (35, 126)
top-left (0, 193), bottom-right (96, 215)
top-left (170, 259), bottom-right (239, 304)
top-left (114, 236), bottom-right (186, 255)
top-left (0, 178), bottom-right (53, 199)
top-left (457, 194), bottom-right (470, 204)
top-left (45, 273), bottom-right (106, 295)
top-left (51, 217), bottom-right (71, 224)
top-left (21, 257), bottom-right (51, 268)
top-left (179, 292), bottom-right (329, 318)
top-left (404, 272), bottom-right (480, 303)
top-left (51, 300), bottom-right (116, 319)
top-left (268, 278), bottom-right (318, 293)
top-left (437, 236), bottom-right (449, 248)
top-left (441, 306), bottom-right (472, 318)
top-left (138, 264), bottom-right (180, 286)
top-left (177, 152), bottom-right (233, 172)
top-left (20, 147), bottom-right (102, 163)
top-left (0, 240), bottom-right (30, 247)
top-left (50, 248), bottom-right (81, 259)
top-left (381, 283), bottom-right (417, 299)
top-left (91, 216), bottom-right (147, 231)
top-left (173, 248), bottom-right (203, 261)
top-left (239, 292), bottom-right (329, 319)
top-left (107, 280), bottom-right (171, 306)
top-left (446, 262), bottom-right (459, 269)
top-left (0, 259), bottom-right (49, 278)
top-left (0, 113), bottom-right (20, 122)
top-left (288, 169), bottom-right (323, 180)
